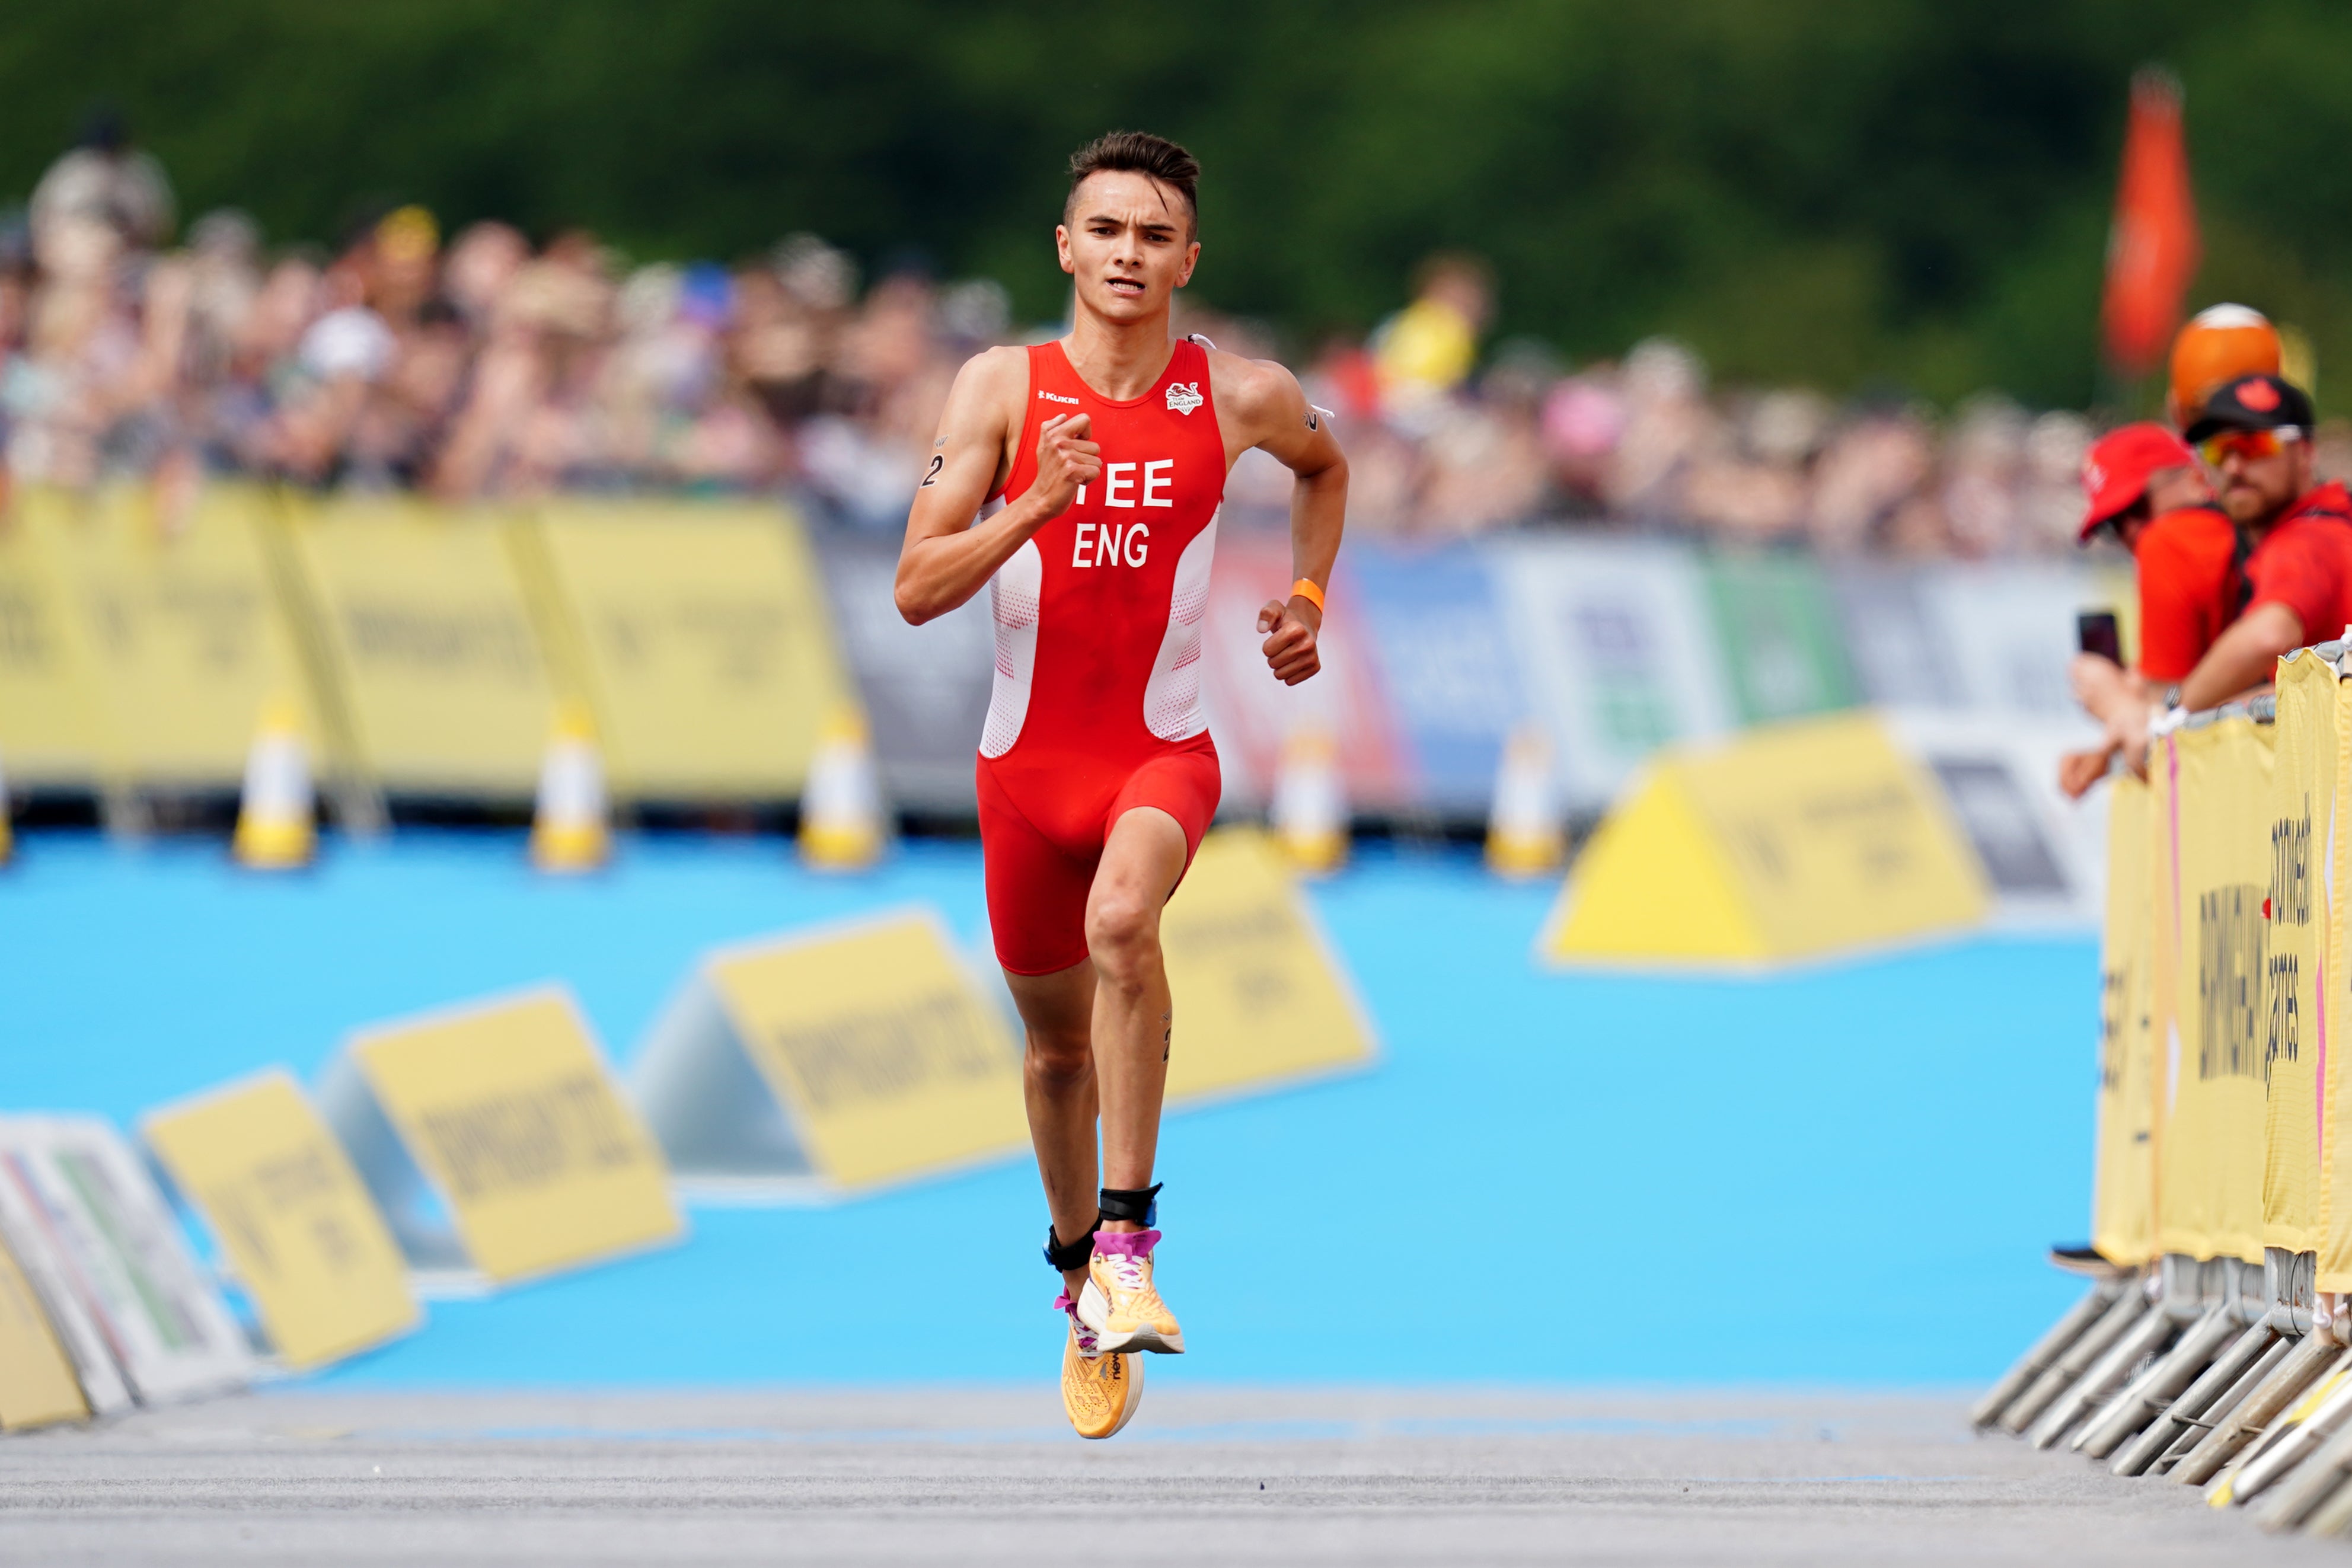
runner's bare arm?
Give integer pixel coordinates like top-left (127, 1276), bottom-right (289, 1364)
top-left (1211, 351), bottom-right (1346, 685)
top-left (894, 347), bottom-right (1103, 624)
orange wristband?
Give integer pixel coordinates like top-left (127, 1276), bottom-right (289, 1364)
top-left (1290, 578), bottom-right (1326, 614)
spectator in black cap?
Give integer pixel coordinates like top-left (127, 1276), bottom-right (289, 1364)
top-left (2168, 373), bottom-right (2352, 711)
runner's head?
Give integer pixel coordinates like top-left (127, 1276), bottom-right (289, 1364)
top-left (1058, 131), bottom-right (1201, 324)
top-left (2079, 423), bottom-right (2206, 550)
top-left (2168, 304), bottom-right (2281, 431)
top-left (2184, 373), bottom-right (2316, 529)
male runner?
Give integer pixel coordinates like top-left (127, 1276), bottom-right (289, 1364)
top-left (893, 131), bottom-right (1346, 1439)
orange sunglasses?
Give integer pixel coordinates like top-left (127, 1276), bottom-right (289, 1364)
top-left (2198, 427), bottom-right (2304, 467)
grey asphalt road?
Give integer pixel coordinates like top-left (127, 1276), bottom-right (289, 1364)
top-left (2, 1387), bottom-right (2336, 1566)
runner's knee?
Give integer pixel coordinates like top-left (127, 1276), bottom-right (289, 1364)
top-left (1085, 893), bottom-right (1160, 992)
top-left (1026, 1026), bottom-right (1093, 1090)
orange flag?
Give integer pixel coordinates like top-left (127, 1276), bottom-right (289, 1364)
top-left (2102, 68), bottom-right (2201, 377)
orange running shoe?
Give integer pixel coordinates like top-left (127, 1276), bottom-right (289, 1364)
top-left (1078, 1230), bottom-right (1185, 1355)
top-left (1059, 1294), bottom-right (1143, 1439)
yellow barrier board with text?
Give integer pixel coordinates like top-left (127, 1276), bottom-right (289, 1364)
top-left (38, 484), bottom-right (321, 785)
top-left (2092, 773), bottom-right (2158, 1266)
top-left (1542, 710), bottom-right (1989, 964)
top-left (2156, 714), bottom-right (2274, 1264)
top-left (1158, 828), bottom-right (1378, 1102)
top-left (525, 501), bottom-right (858, 800)
top-left (2319, 672), bottom-right (2352, 1290)
top-left (0, 487), bottom-right (100, 784)
top-left (0, 1230), bottom-right (87, 1431)
top-left (352, 989), bottom-right (681, 1282)
top-left (290, 497), bottom-right (559, 793)
top-left (143, 1071), bottom-right (419, 1369)
top-left (2265, 653), bottom-right (2335, 1256)
top-left (702, 914), bottom-right (1029, 1189)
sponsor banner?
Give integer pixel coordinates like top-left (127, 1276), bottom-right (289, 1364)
top-left (2155, 714), bottom-right (2274, 1264)
top-left (525, 500), bottom-right (859, 801)
top-left (810, 528), bottom-right (993, 813)
top-left (143, 1070), bottom-right (419, 1369)
top-left (1699, 550), bottom-right (1859, 724)
top-left (2091, 773), bottom-right (2158, 1266)
top-left (0, 1224), bottom-right (88, 1430)
top-left (1491, 536), bottom-right (1737, 811)
top-left (0, 1116), bottom-right (253, 1404)
top-left (1159, 828), bottom-right (1378, 1101)
top-left (1542, 711), bottom-right (1990, 966)
top-left (633, 908), bottom-right (1028, 1193)
top-left (1826, 563), bottom-right (1965, 709)
top-left (37, 483), bottom-right (323, 788)
top-left (0, 487), bottom-right (101, 785)
top-left (289, 496), bottom-right (559, 794)
top-left (1200, 531), bottom-right (1411, 813)
top-left (333, 988), bottom-right (682, 1283)
top-left (1346, 542), bottom-right (1529, 816)
top-left (2263, 652), bottom-right (2334, 1257)
top-left (1921, 563), bottom-right (2102, 718)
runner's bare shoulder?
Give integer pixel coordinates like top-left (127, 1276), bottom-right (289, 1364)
top-left (1204, 347), bottom-right (1307, 439)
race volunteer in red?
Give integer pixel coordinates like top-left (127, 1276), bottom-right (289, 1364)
top-left (2170, 373), bottom-right (2352, 713)
top-left (893, 132), bottom-right (1345, 1439)
top-left (2057, 424), bottom-right (2229, 797)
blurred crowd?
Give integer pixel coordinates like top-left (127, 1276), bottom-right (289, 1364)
top-left (8, 124), bottom-right (2341, 553)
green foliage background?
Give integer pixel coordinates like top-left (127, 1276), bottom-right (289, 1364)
top-left (2, 1), bottom-right (2348, 409)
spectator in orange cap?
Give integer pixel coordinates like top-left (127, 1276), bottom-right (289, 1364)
top-left (2059, 423), bottom-right (2230, 797)
top-left (2168, 303), bottom-right (2281, 431)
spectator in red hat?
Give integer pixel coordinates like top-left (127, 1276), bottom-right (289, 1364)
top-left (2057, 422), bottom-right (2229, 797)
top-left (2169, 374), bottom-right (2352, 712)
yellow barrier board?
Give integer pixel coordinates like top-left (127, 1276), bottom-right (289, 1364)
top-left (143, 1070), bottom-right (419, 1369)
top-left (0, 1230), bottom-right (87, 1431)
top-left (2092, 774), bottom-right (2158, 1266)
top-left (524, 501), bottom-right (859, 800)
top-left (2321, 670), bottom-right (2352, 1291)
top-left (1541, 711), bottom-right (1990, 964)
top-left (1159, 828), bottom-right (1378, 1101)
top-left (2265, 653), bottom-right (2337, 1256)
top-left (2157, 714), bottom-right (2274, 1264)
top-left (37, 484), bottom-right (321, 786)
top-left (0, 488), bottom-right (100, 784)
top-left (695, 913), bottom-right (1029, 1190)
top-left (352, 988), bottom-right (681, 1282)
top-left (290, 497), bottom-right (558, 793)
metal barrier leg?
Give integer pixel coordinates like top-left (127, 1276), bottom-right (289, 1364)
top-left (2077, 1300), bottom-right (2239, 1457)
top-left (2115, 1319), bottom-right (2280, 1474)
top-left (2215, 1367), bottom-right (2352, 1508)
top-left (2147, 1332), bottom-right (2292, 1474)
top-left (2028, 1302), bottom-right (2177, 1450)
top-left (2002, 1283), bottom-right (2153, 1435)
top-left (2297, 1467), bottom-right (2352, 1536)
top-left (2174, 1336), bottom-right (2345, 1486)
top-left (1970, 1277), bottom-right (2127, 1429)
top-left (2252, 1419), bottom-right (2352, 1531)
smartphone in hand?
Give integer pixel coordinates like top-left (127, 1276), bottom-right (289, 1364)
top-left (2077, 610), bottom-right (2122, 665)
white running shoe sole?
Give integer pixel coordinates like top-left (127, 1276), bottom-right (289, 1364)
top-left (1077, 1278), bottom-right (1186, 1355)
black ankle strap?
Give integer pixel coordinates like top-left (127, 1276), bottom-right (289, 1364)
top-left (1043, 1221), bottom-right (1098, 1272)
top-left (1097, 1183), bottom-right (1162, 1227)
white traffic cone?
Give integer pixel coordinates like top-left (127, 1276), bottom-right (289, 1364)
top-left (531, 702), bottom-right (609, 873)
top-left (1485, 723), bottom-right (1565, 878)
top-left (1272, 724), bottom-right (1348, 875)
top-left (233, 698), bottom-right (315, 869)
top-left (799, 706), bottom-right (885, 871)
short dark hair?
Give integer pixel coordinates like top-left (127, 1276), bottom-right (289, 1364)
top-left (1064, 131), bottom-right (1200, 234)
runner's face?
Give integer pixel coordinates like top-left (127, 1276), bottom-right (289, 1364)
top-left (2213, 438), bottom-right (2312, 525)
top-left (1057, 173), bottom-right (1199, 324)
